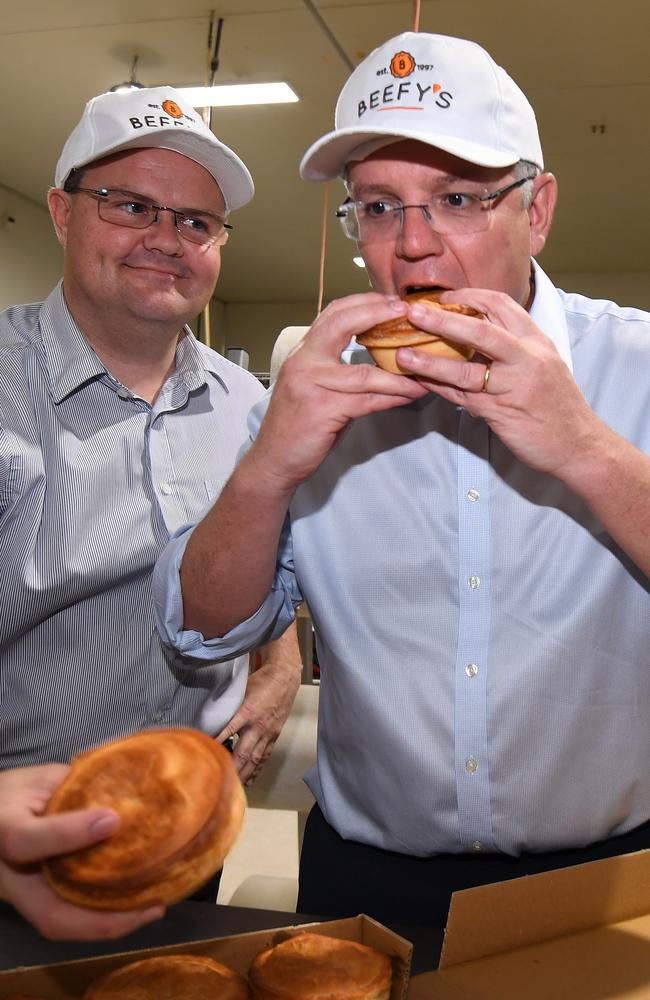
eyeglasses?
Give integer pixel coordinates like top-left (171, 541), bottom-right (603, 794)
top-left (336, 175), bottom-right (536, 243)
top-left (66, 187), bottom-right (232, 247)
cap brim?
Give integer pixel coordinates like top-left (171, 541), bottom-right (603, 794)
top-left (59, 131), bottom-right (254, 212)
top-left (300, 125), bottom-right (521, 181)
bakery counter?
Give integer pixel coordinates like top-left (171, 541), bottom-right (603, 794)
top-left (0, 900), bottom-right (442, 979)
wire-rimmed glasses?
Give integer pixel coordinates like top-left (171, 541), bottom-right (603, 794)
top-left (66, 186), bottom-right (232, 247)
top-left (336, 175), bottom-right (536, 243)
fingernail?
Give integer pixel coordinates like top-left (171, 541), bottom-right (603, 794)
top-left (409, 304), bottom-right (427, 320)
top-left (397, 348), bottom-right (415, 363)
top-left (388, 297), bottom-right (406, 310)
top-left (90, 811), bottom-right (118, 836)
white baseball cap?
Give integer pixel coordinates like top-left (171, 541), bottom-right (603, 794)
top-left (55, 86), bottom-right (254, 211)
top-left (300, 31), bottom-right (543, 180)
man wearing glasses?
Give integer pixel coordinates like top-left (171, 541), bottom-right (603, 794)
top-left (0, 86), bottom-right (301, 933)
top-left (156, 33), bottom-right (650, 929)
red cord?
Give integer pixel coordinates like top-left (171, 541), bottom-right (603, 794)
top-left (316, 183), bottom-right (330, 315)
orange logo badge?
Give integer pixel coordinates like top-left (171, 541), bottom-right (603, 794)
top-left (390, 50), bottom-right (416, 78)
top-left (162, 99), bottom-right (183, 119)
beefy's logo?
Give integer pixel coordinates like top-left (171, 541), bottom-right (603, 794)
top-left (128, 100), bottom-right (196, 133)
top-left (162, 99), bottom-right (184, 119)
top-left (390, 50), bottom-right (416, 79)
top-left (358, 51), bottom-right (453, 119)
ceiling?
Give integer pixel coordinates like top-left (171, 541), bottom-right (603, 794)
top-left (1, 0), bottom-right (649, 310)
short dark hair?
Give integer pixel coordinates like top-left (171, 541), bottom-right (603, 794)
top-left (62, 167), bottom-right (87, 192)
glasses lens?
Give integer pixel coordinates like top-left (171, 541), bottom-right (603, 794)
top-left (97, 194), bottom-right (154, 228)
top-left (340, 201), bottom-right (403, 243)
top-left (176, 213), bottom-right (227, 247)
top-left (337, 203), bottom-right (361, 241)
top-left (435, 191), bottom-right (488, 233)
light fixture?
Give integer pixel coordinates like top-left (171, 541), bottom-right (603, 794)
top-left (109, 55), bottom-right (144, 93)
top-left (353, 256), bottom-right (366, 268)
top-left (178, 83), bottom-right (298, 108)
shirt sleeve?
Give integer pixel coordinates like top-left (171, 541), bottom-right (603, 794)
top-left (152, 511), bottom-right (302, 661)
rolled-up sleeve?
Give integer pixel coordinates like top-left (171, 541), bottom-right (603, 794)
top-left (152, 514), bottom-right (302, 662)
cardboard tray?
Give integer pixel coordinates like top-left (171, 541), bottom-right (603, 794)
top-left (406, 848), bottom-right (650, 998)
top-left (0, 914), bottom-right (413, 999)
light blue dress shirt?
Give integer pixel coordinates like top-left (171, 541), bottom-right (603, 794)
top-left (0, 283), bottom-right (263, 768)
top-left (155, 264), bottom-right (650, 857)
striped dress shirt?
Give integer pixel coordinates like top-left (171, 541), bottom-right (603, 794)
top-left (156, 264), bottom-right (650, 857)
top-left (0, 282), bottom-right (263, 768)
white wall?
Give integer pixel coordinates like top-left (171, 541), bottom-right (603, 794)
top-left (0, 185), bottom-right (62, 309)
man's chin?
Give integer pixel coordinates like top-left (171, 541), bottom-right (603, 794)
top-left (122, 290), bottom-right (199, 328)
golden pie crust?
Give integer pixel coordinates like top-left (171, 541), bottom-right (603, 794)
top-left (357, 289), bottom-right (482, 372)
top-left (248, 932), bottom-right (392, 999)
top-left (42, 728), bottom-right (245, 910)
top-left (83, 954), bottom-right (249, 999)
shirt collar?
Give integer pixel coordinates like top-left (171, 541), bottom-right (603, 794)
top-left (172, 326), bottom-right (226, 392)
top-left (529, 259), bottom-right (574, 373)
top-left (161, 329), bottom-right (230, 409)
top-left (40, 281), bottom-right (228, 403)
top-left (40, 283), bottom-right (107, 403)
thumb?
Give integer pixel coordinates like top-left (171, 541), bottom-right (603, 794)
top-left (214, 724), bottom-right (237, 745)
top-left (215, 711), bottom-right (245, 745)
top-left (12, 809), bottom-right (119, 864)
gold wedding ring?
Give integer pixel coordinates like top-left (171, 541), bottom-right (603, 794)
top-left (481, 361), bottom-right (492, 393)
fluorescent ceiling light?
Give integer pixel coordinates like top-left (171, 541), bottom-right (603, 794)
top-left (353, 256), bottom-right (366, 268)
top-left (178, 83), bottom-right (298, 108)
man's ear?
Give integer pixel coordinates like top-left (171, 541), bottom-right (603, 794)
top-left (47, 188), bottom-right (72, 249)
top-left (528, 172), bottom-right (557, 258)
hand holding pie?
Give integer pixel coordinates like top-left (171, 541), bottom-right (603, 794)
top-left (42, 728), bottom-right (245, 910)
top-left (357, 288), bottom-right (484, 373)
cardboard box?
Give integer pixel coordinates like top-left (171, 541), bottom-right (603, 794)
top-left (0, 914), bottom-right (412, 999)
top-left (407, 849), bottom-right (650, 998)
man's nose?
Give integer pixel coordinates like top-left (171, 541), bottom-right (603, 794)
top-left (396, 204), bottom-right (444, 258)
top-left (142, 208), bottom-right (184, 254)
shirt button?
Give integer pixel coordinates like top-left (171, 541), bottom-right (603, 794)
top-left (465, 756), bottom-right (478, 774)
top-left (160, 482), bottom-right (173, 495)
top-left (467, 488), bottom-right (480, 502)
top-left (465, 663), bottom-right (479, 679)
top-left (472, 840), bottom-right (484, 852)
top-left (469, 575), bottom-right (480, 590)
top-left (116, 387), bottom-right (130, 400)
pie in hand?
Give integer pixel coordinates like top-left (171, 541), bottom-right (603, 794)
top-left (43, 727), bottom-right (245, 910)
